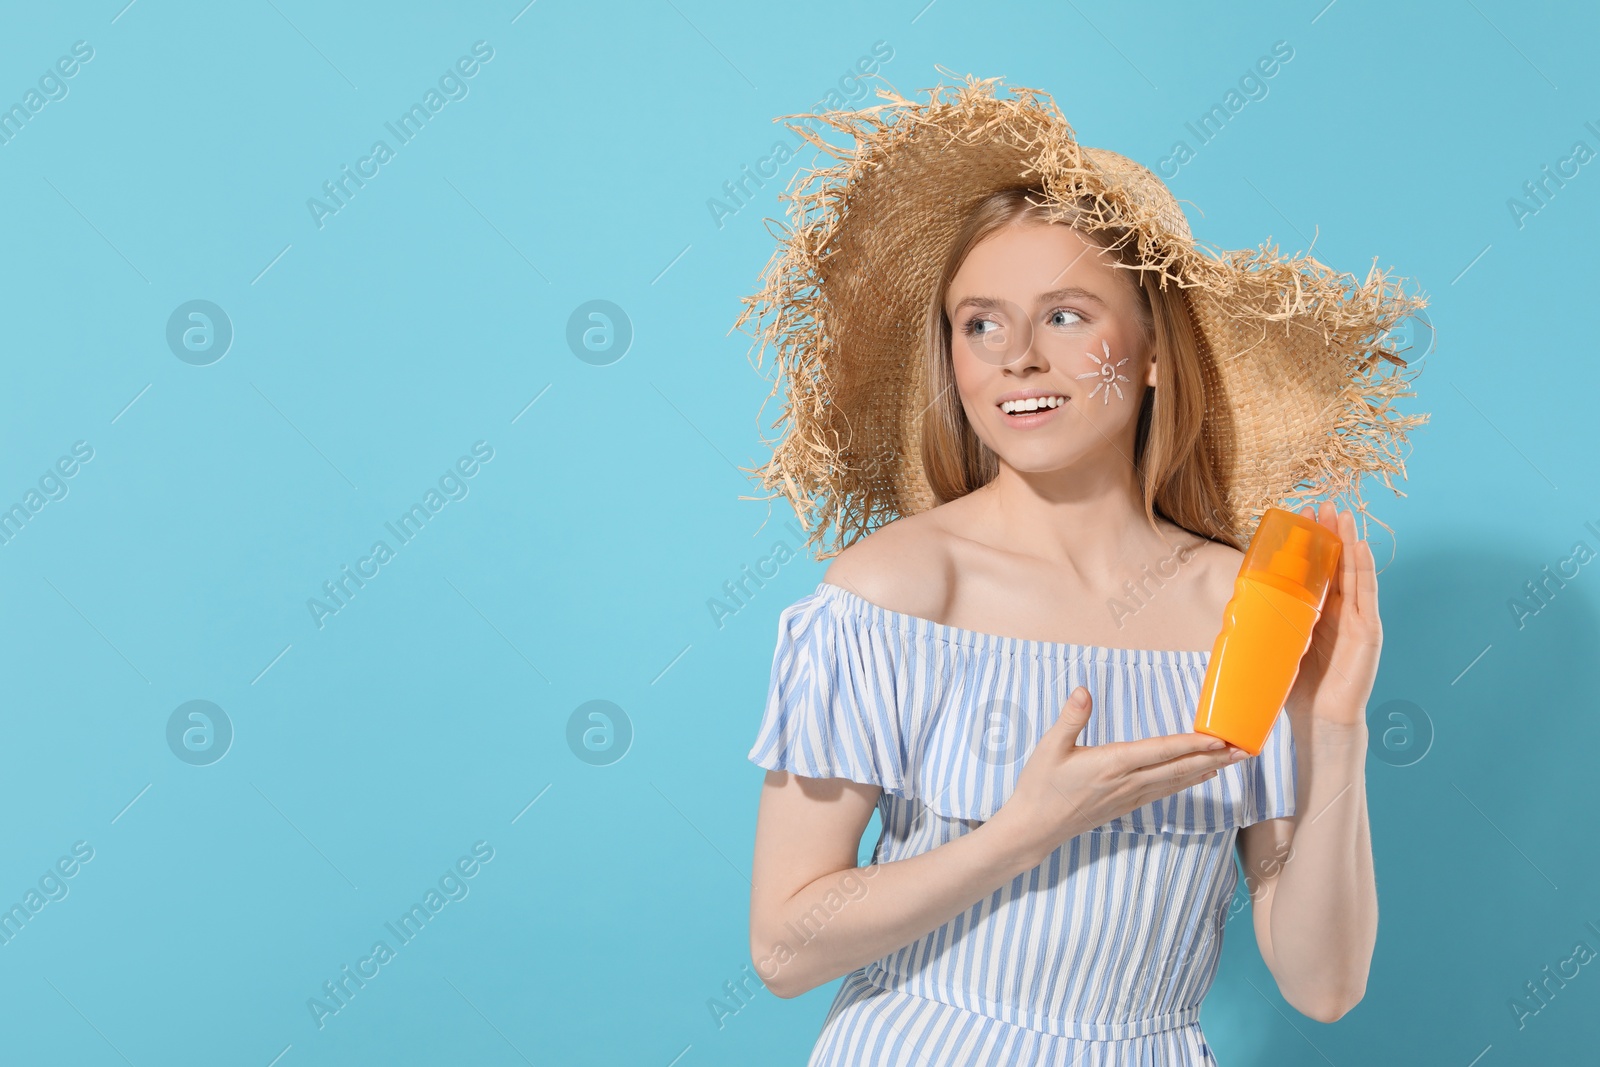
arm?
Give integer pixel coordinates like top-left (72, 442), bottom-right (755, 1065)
top-left (1237, 719), bottom-right (1374, 1022)
top-left (748, 768), bottom-right (1045, 999)
top-left (1238, 502), bottom-right (1382, 1023)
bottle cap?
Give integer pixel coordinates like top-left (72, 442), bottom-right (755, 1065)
top-left (1240, 507), bottom-right (1343, 609)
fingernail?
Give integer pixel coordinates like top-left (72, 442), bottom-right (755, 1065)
top-left (1207, 739), bottom-right (1226, 750)
top-left (1072, 687), bottom-right (1087, 705)
top-left (1228, 748), bottom-right (1250, 761)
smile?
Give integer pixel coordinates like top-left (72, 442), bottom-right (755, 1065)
top-left (999, 395), bottom-right (1067, 416)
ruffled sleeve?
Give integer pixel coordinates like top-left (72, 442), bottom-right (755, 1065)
top-left (1238, 708), bottom-right (1298, 825)
top-left (1093, 704), bottom-right (1299, 835)
top-left (746, 589), bottom-right (909, 796)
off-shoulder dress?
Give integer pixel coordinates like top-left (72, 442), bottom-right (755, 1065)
top-left (748, 581), bottom-right (1297, 1066)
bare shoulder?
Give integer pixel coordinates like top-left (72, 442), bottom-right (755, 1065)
top-left (821, 508), bottom-right (956, 620)
top-left (1189, 537), bottom-right (1245, 605)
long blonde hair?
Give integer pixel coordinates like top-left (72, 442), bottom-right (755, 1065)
top-left (919, 187), bottom-right (1239, 548)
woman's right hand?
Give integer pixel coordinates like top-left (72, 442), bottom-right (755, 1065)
top-left (990, 685), bottom-right (1252, 864)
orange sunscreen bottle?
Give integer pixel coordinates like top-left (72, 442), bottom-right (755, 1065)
top-left (1193, 507), bottom-right (1342, 754)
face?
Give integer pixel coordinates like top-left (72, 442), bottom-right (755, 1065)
top-left (944, 221), bottom-right (1155, 477)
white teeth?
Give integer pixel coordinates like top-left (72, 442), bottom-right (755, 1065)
top-left (1000, 396), bottom-right (1066, 414)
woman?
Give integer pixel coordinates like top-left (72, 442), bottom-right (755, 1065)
top-left (737, 74), bottom-right (1423, 1065)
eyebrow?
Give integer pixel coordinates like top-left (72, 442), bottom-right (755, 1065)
top-left (949, 286), bottom-right (1109, 315)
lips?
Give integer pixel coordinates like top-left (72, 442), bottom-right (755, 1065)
top-left (992, 398), bottom-right (1068, 428)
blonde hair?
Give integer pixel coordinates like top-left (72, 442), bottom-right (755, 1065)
top-left (919, 187), bottom-right (1240, 548)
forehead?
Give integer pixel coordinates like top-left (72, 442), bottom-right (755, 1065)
top-left (945, 222), bottom-right (1129, 307)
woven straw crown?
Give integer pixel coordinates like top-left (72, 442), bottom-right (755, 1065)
top-left (734, 70), bottom-right (1430, 556)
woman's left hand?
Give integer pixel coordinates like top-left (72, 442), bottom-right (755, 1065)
top-left (1283, 501), bottom-right (1382, 734)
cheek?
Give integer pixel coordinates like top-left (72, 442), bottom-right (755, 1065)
top-left (1067, 333), bottom-right (1140, 405)
top-left (950, 348), bottom-right (990, 408)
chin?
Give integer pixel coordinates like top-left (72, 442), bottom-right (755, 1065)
top-left (986, 443), bottom-right (1084, 474)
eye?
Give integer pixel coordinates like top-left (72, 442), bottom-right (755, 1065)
top-left (960, 315), bottom-right (1001, 337)
top-left (1048, 307), bottom-right (1086, 328)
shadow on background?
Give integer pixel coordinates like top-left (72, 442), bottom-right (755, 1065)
top-left (1205, 537), bottom-right (1600, 1064)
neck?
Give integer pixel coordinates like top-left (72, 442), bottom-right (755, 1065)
top-left (968, 460), bottom-right (1177, 579)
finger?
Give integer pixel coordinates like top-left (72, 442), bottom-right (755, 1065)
top-left (1306, 503), bottom-right (1344, 599)
top-left (1052, 686), bottom-right (1093, 748)
top-left (1342, 509), bottom-right (1371, 619)
top-left (1128, 744), bottom-right (1246, 787)
top-left (1111, 731), bottom-right (1230, 768)
top-left (1130, 761), bottom-right (1229, 808)
top-left (1337, 506), bottom-right (1358, 614)
top-left (1361, 538), bottom-right (1379, 619)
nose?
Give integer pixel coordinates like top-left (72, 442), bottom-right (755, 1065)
top-left (1001, 323), bottom-right (1050, 374)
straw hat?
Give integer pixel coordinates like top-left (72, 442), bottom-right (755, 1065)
top-left (733, 69), bottom-right (1430, 557)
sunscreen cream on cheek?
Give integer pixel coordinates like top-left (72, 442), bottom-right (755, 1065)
top-left (1193, 507), bottom-right (1342, 754)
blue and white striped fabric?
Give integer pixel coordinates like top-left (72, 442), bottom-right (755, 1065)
top-left (748, 581), bottom-right (1297, 1066)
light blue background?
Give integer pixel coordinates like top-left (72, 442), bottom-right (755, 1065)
top-left (0, 0), bottom-right (1595, 1063)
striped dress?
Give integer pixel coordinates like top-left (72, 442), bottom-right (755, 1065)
top-left (748, 582), bottom-right (1297, 1066)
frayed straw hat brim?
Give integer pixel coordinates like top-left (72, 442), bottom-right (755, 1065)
top-left (734, 69), bottom-right (1429, 556)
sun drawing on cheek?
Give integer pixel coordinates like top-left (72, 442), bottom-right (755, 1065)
top-left (1075, 339), bottom-right (1131, 404)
